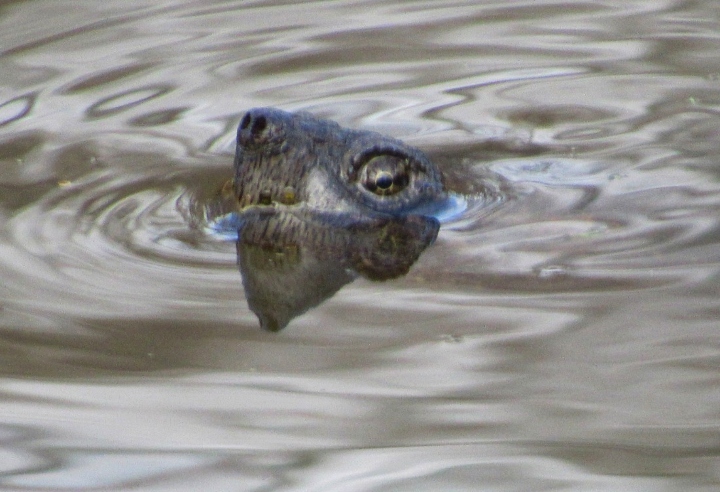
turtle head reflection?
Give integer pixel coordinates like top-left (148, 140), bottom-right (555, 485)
top-left (236, 209), bottom-right (439, 331)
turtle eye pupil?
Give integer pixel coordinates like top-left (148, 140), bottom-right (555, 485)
top-left (358, 154), bottom-right (411, 196)
top-left (376, 172), bottom-right (393, 190)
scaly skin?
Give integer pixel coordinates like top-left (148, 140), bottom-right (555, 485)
top-left (233, 107), bottom-right (447, 217)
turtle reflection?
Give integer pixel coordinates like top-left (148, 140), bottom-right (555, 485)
top-left (236, 209), bottom-right (439, 331)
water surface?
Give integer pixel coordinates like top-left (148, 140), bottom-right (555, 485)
top-left (1, 0), bottom-right (719, 489)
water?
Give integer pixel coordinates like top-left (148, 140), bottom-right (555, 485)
top-left (1, 0), bottom-right (719, 489)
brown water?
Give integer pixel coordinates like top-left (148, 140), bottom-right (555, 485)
top-left (1, 0), bottom-right (720, 489)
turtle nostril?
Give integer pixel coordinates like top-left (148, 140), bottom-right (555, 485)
top-left (251, 115), bottom-right (267, 136)
top-left (238, 111), bottom-right (271, 145)
top-left (237, 109), bottom-right (284, 147)
top-left (240, 112), bottom-right (252, 130)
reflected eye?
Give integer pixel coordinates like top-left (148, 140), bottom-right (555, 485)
top-left (360, 155), bottom-right (410, 196)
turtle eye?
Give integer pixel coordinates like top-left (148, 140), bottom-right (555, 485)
top-left (360, 155), bottom-right (410, 196)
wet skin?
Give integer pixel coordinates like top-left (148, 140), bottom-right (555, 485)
top-left (228, 108), bottom-right (447, 331)
top-left (233, 107), bottom-right (447, 216)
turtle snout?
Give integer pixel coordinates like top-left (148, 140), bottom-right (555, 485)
top-left (236, 107), bottom-right (288, 149)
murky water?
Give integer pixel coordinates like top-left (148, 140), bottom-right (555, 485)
top-left (1, 0), bottom-right (719, 489)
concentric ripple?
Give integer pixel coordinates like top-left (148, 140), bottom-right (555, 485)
top-left (1, 145), bottom-right (245, 320)
top-left (1, 126), bottom-right (516, 324)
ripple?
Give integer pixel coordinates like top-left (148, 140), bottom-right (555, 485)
top-left (129, 107), bottom-right (189, 127)
top-left (5, 450), bottom-right (209, 489)
top-left (0, 2), bottom-right (719, 491)
top-left (1, 145), bottom-right (239, 320)
top-left (85, 85), bottom-right (174, 119)
top-left (42, 172), bottom-right (232, 266)
top-left (206, 192), bottom-right (472, 242)
top-left (0, 94), bottom-right (35, 126)
top-left (61, 63), bottom-right (156, 94)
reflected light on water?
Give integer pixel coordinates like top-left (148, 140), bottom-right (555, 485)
top-left (1, 0), bottom-right (720, 489)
